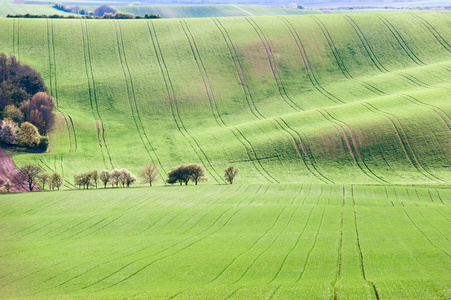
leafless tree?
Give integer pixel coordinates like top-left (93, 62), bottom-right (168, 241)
top-left (224, 166), bottom-right (239, 184)
top-left (139, 164), bottom-right (159, 187)
top-left (100, 170), bottom-right (110, 188)
top-left (16, 164), bottom-right (42, 191)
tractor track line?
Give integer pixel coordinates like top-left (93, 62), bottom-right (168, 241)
top-left (280, 16), bottom-right (343, 105)
top-left (213, 18), bottom-right (264, 119)
top-left (344, 14), bottom-right (443, 88)
top-left (228, 128), bottom-right (274, 183)
top-left (209, 205), bottom-right (289, 283)
top-left (343, 15), bottom-right (387, 73)
top-left (435, 189), bottom-right (446, 205)
top-left (317, 109), bottom-right (385, 183)
top-left (274, 118), bottom-right (331, 184)
top-left (93, 194), bottom-right (260, 291)
top-left (362, 102), bottom-right (442, 182)
top-left (377, 15), bottom-right (425, 66)
top-left (73, 190), bottom-right (245, 290)
top-left (278, 117), bottom-right (334, 184)
top-left (234, 127), bottom-right (279, 183)
top-left (181, 19), bottom-right (277, 183)
top-left (268, 285), bottom-right (281, 299)
top-left (333, 198), bottom-right (344, 300)
top-left (46, 19), bottom-right (54, 103)
top-left (147, 20), bottom-right (222, 184)
top-left (80, 20), bottom-right (112, 168)
top-left (61, 114), bottom-right (72, 152)
top-left (67, 115), bottom-right (77, 152)
top-left (114, 20), bottom-right (166, 175)
top-left (401, 207), bottom-right (451, 259)
top-left (233, 204), bottom-right (300, 284)
top-left (311, 15), bottom-right (400, 97)
top-left (351, 186), bottom-right (380, 300)
top-left (245, 17), bottom-right (303, 112)
top-left (415, 208), bottom-right (451, 244)
top-left (180, 19), bottom-right (221, 126)
top-left (413, 14), bottom-right (451, 54)
top-left (296, 205), bottom-right (326, 282)
top-left (51, 20), bottom-right (58, 102)
top-left (402, 94), bottom-right (451, 132)
top-left (85, 20), bottom-right (114, 168)
top-left (268, 205), bottom-right (315, 283)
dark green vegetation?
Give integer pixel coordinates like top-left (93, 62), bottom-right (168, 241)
top-left (0, 184), bottom-right (450, 298)
top-left (0, 12), bottom-right (449, 186)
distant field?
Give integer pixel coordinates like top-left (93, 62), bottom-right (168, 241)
top-left (1, 184), bottom-right (450, 299)
top-left (0, 4), bottom-right (74, 17)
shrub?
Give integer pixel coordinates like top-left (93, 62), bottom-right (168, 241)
top-left (37, 136), bottom-right (49, 152)
top-left (17, 122), bottom-right (41, 148)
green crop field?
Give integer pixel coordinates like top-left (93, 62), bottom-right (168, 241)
top-left (1, 184), bottom-right (450, 299)
top-left (0, 11), bottom-right (450, 299)
top-left (0, 12), bottom-right (449, 186)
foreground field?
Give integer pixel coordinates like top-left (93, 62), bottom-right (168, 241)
top-left (1, 184), bottom-right (450, 299)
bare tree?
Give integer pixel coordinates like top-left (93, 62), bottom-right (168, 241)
top-left (38, 173), bottom-right (50, 190)
top-left (224, 166), bottom-right (239, 184)
top-left (91, 170), bottom-right (99, 188)
top-left (16, 164), bottom-right (42, 191)
top-left (100, 170), bottom-right (110, 188)
top-left (3, 179), bottom-right (13, 192)
top-left (187, 164), bottom-right (207, 185)
top-left (50, 172), bottom-right (63, 190)
top-left (110, 169), bottom-right (121, 188)
top-left (139, 164), bottom-right (159, 187)
top-left (74, 173), bottom-right (83, 189)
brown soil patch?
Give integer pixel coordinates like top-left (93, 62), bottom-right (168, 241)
top-left (0, 146), bottom-right (29, 192)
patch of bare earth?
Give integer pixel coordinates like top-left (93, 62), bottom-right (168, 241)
top-left (0, 146), bottom-right (29, 192)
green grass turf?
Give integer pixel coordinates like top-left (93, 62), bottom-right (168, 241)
top-left (0, 12), bottom-right (449, 187)
top-left (0, 184), bottom-right (450, 299)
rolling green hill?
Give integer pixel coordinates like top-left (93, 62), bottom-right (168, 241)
top-left (1, 184), bottom-right (450, 299)
top-left (0, 12), bottom-right (449, 186)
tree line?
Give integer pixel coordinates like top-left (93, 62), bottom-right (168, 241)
top-left (0, 163), bottom-right (239, 193)
top-left (0, 53), bottom-right (54, 152)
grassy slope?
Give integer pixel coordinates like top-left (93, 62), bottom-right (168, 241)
top-left (0, 184), bottom-right (450, 299)
top-left (0, 12), bottom-right (449, 186)
top-left (116, 5), bottom-right (322, 18)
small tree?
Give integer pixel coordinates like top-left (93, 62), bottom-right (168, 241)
top-left (140, 163), bottom-right (159, 187)
top-left (3, 179), bottom-right (13, 192)
top-left (187, 163), bottom-right (207, 185)
top-left (27, 92), bottom-right (55, 135)
top-left (16, 164), bottom-right (42, 191)
top-left (125, 171), bottom-right (137, 187)
top-left (91, 170), bottom-right (99, 188)
top-left (110, 168), bottom-right (121, 188)
top-left (224, 166), bottom-right (239, 184)
top-left (38, 173), bottom-right (50, 190)
top-left (50, 172), bottom-right (63, 190)
top-left (167, 164), bottom-right (190, 185)
top-left (0, 119), bottom-right (18, 144)
top-left (17, 121), bottom-right (41, 148)
top-left (74, 173), bottom-right (83, 189)
top-left (100, 169), bottom-right (110, 188)
top-left (2, 105), bottom-right (24, 124)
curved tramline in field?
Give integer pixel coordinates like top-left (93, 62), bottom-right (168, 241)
top-left (0, 12), bottom-right (448, 185)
